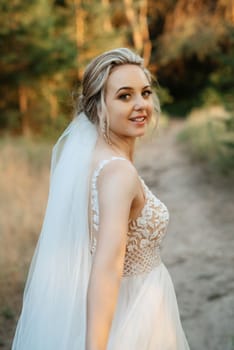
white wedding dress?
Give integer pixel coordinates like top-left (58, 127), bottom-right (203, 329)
top-left (12, 115), bottom-right (190, 350)
top-left (90, 157), bottom-right (190, 350)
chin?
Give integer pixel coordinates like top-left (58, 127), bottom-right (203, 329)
top-left (137, 131), bottom-right (146, 138)
top-left (134, 126), bottom-right (147, 137)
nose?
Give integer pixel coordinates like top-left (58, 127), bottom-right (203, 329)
top-left (133, 94), bottom-right (146, 110)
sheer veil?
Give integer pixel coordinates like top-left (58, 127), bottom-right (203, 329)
top-left (12, 113), bottom-right (98, 350)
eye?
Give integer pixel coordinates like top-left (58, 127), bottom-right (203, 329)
top-left (118, 93), bottom-right (131, 101)
top-left (142, 90), bottom-right (152, 98)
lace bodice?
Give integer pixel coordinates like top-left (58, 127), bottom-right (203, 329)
top-left (90, 157), bottom-right (169, 277)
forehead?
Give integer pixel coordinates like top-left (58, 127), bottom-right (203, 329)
top-left (106, 64), bottom-right (150, 91)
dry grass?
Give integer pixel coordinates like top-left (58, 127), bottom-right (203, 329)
top-left (0, 137), bottom-right (52, 349)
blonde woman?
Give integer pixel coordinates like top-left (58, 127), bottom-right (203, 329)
top-left (12, 48), bottom-right (190, 350)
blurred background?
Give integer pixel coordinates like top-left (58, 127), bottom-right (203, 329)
top-left (0, 0), bottom-right (234, 349)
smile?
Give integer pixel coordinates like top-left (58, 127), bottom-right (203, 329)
top-left (129, 116), bottom-right (146, 122)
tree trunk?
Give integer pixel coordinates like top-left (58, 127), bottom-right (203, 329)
top-left (102, 0), bottom-right (112, 32)
top-left (124, 0), bottom-right (143, 52)
top-left (123, 0), bottom-right (151, 65)
top-left (19, 85), bottom-right (30, 136)
top-left (48, 92), bottom-right (58, 120)
top-left (73, 0), bottom-right (86, 78)
top-left (139, 0), bottom-right (151, 66)
top-left (229, 0), bottom-right (234, 23)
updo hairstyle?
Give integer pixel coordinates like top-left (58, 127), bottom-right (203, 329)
top-left (76, 48), bottom-right (160, 126)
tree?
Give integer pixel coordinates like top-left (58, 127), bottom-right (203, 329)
top-left (0, 0), bottom-right (77, 136)
top-left (123, 0), bottom-right (151, 64)
top-left (73, 0), bottom-right (125, 79)
top-left (154, 0), bottom-right (234, 114)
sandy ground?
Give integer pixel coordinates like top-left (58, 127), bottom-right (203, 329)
top-left (135, 120), bottom-right (234, 350)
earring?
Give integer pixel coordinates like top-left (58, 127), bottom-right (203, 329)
top-left (101, 118), bottom-right (112, 145)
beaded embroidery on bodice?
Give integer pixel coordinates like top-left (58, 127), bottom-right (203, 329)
top-left (90, 157), bottom-right (170, 277)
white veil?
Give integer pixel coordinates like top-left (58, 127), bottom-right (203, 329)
top-left (12, 113), bottom-right (98, 350)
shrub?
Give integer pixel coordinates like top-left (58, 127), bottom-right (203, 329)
top-left (179, 105), bottom-right (234, 175)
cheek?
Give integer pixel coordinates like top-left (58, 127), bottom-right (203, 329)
top-left (108, 102), bottom-right (130, 120)
top-left (147, 101), bottom-right (154, 116)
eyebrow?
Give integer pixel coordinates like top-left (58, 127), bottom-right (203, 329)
top-left (116, 85), bottom-right (151, 94)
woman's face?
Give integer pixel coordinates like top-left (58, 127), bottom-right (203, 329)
top-left (104, 64), bottom-right (154, 139)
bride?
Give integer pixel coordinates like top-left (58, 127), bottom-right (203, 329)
top-left (12, 48), bottom-right (190, 350)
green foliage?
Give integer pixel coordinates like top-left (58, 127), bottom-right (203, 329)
top-left (164, 96), bottom-right (202, 118)
top-left (0, 0), bottom-right (77, 135)
top-left (220, 114), bottom-right (234, 169)
top-left (0, 0), bottom-right (234, 134)
top-left (1, 306), bottom-right (14, 320)
top-left (158, 17), bottom-right (226, 64)
top-left (74, 0), bottom-right (125, 71)
top-left (40, 114), bottom-right (72, 141)
top-left (179, 106), bottom-right (234, 175)
top-left (1, 1), bottom-right (76, 82)
top-left (208, 27), bottom-right (234, 110)
top-left (204, 26), bottom-right (234, 172)
top-left (156, 85), bottom-right (173, 106)
top-left (156, 1), bottom-right (234, 116)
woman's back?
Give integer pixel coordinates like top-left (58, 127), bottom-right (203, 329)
top-left (88, 156), bottom-right (189, 349)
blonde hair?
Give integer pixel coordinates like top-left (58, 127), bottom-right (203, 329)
top-left (77, 48), bottom-right (160, 124)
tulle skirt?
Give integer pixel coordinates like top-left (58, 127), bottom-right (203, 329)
top-left (13, 263), bottom-right (190, 350)
top-left (108, 263), bottom-right (190, 350)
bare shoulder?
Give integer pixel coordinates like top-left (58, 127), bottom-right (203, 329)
top-left (98, 159), bottom-right (138, 198)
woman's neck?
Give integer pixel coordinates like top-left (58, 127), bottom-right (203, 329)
top-left (97, 132), bottom-right (136, 162)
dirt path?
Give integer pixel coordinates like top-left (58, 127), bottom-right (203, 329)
top-left (135, 120), bottom-right (234, 350)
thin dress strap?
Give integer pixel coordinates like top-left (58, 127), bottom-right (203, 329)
top-left (90, 156), bottom-right (128, 254)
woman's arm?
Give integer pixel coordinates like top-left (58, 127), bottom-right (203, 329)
top-left (86, 161), bottom-right (137, 350)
